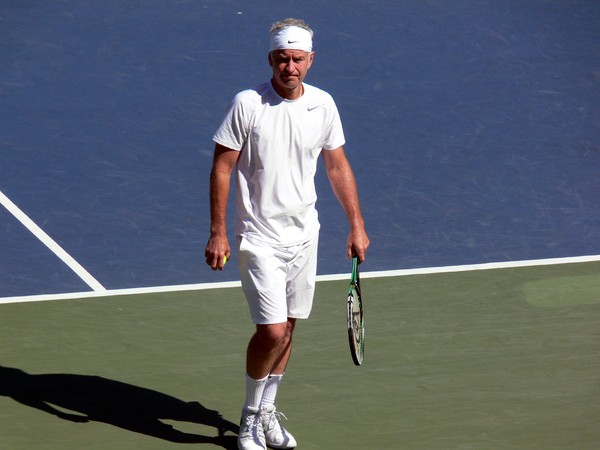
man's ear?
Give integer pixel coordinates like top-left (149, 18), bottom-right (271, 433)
top-left (268, 52), bottom-right (273, 67)
top-left (307, 51), bottom-right (315, 68)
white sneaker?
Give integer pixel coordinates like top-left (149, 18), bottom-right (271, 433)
top-left (261, 405), bottom-right (297, 449)
top-left (238, 407), bottom-right (266, 450)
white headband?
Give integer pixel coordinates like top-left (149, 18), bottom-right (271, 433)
top-left (270, 25), bottom-right (313, 52)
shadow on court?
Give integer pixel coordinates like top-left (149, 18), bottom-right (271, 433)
top-left (0, 366), bottom-right (239, 448)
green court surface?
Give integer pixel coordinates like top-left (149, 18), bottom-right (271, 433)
top-left (1, 262), bottom-right (599, 449)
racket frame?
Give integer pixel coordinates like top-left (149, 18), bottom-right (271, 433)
top-left (347, 256), bottom-right (364, 366)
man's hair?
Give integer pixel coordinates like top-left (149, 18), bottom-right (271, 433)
top-left (269, 18), bottom-right (313, 37)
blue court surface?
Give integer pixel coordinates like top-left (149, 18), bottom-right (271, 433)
top-left (1, 0), bottom-right (600, 298)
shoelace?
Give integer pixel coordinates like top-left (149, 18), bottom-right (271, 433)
top-left (240, 413), bottom-right (264, 439)
top-left (263, 409), bottom-right (288, 432)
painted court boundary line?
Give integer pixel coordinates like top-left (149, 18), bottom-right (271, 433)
top-left (0, 190), bottom-right (106, 293)
top-left (1, 254), bottom-right (599, 305)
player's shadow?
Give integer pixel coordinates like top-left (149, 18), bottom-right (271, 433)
top-left (0, 366), bottom-right (238, 448)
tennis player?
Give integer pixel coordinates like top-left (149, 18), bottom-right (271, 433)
top-left (205, 18), bottom-right (369, 450)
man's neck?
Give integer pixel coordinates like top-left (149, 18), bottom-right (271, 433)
top-left (271, 79), bottom-right (304, 100)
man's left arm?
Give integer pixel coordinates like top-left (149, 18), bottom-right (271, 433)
top-left (322, 147), bottom-right (370, 262)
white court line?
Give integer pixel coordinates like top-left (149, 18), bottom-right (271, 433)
top-left (0, 190), bottom-right (106, 293)
top-left (1, 254), bottom-right (599, 305)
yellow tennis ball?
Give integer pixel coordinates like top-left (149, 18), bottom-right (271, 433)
top-left (223, 255), bottom-right (228, 265)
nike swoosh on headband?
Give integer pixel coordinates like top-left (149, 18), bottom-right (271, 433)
top-left (270, 26), bottom-right (313, 52)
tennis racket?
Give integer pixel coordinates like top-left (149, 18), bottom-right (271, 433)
top-left (347, 256), bottom-right (364, 366)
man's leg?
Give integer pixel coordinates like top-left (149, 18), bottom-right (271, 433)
top-left (239, 320), bottom-right (296, 450)
top-left (259, 319), bottom-right (294, 410)
top-left (247, 319), bottom-right (295, 379)
top-left (258, 321), bottom-right (297, 448)
top-left (244, 318), bottom-right (294, 411)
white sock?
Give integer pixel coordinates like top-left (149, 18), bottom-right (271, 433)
top-left (260, 373), bottom-right (284, 409)
top-left (244, 374), bottom-right (268, 411)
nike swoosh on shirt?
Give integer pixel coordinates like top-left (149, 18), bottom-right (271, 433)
top-left (307, 105), bottom-right (322, 111)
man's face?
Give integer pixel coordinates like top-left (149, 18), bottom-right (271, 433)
top-left (269, 49), bottom-right (314, 99)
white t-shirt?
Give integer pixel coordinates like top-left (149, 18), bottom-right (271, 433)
top-left (213, 81), bottom-right (346, 246)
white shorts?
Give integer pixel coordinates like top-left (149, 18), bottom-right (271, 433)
top-left (237, 234), bottom-right (319, 325)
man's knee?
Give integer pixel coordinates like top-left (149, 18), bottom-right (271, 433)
top-left (255, 322), bottom-right (291, 347)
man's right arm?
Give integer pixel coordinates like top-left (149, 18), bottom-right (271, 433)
top-left (205, 143), bottom-right (240, 271)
